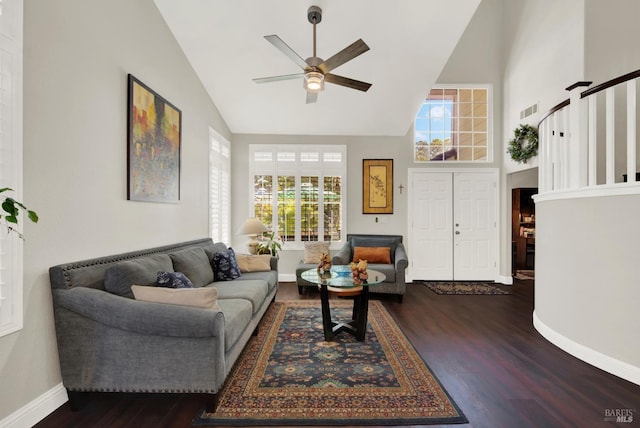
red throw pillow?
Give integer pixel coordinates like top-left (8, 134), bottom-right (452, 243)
top-left (352, 246), bottom-right (391, 264)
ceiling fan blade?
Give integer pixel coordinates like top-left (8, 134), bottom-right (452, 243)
top-left (253, 73), bottom-right (305, 84)
top-left (264, 35), bottom-right (309, 70)
top-left (324, 73), bottom-right (372, 92)
top-left (318, 39), bottom-right (370, 74)
top-left (306, 91), bottom-right (318, 104)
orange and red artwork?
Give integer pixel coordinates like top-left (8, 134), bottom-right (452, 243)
top-left (127, 75), bottom-right (181, 202)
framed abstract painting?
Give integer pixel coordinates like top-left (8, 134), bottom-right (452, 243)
top-left (362, 159), bottom-right (393, 214)
top-left (127, 74), bottom-right (181, 203)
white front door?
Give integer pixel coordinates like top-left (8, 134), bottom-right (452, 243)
top-left (453, 172), bottom-right (497, 280)
top-left (408, 170), bottom-right (498, 281)
top-left (410, 172), bottom-right (453, 280)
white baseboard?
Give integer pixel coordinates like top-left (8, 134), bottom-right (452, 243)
top-left (496, 275), bottom-right (513, 285)
top-left (533, 311), bottom-right (640, 386)
top-left (0, 383), bottom-right (67, 428)
top-left (279, 273), bottom-right (296, 282)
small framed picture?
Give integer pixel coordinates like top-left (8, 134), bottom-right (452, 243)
top-left (362, 159), bottom-right (393, 214)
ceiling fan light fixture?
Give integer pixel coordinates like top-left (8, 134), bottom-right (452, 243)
top-left (304, 71), bottom-right (324, 92)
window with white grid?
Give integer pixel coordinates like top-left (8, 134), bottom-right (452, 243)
top-left (0, 0), bottom-right (23, 337)
top-left (414, 85), bottom-right (492, 162)
top-left (209, 129), bottom-right (231, 245)
top-left (249, 145), bottom-right (346, 248)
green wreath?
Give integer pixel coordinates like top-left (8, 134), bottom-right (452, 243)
top-left (507, 124), bottom-right (538, 164)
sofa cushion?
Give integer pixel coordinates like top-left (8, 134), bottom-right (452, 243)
top-left (350, 236), bottom-right (400, 261)
top-left (216, 298), bottom-right (253, 352)
top-left (303, 241), bottom-right (330, 263)
top-left (236, 270), bottom-right (278, 294)
top-left (352, 246), bottom-right (391, 264)
top-left (212, 248), bottom-right (242, 281)
top-left (131, 285), bottom-right (219, 310)
top-left (169, 247), bottom-right (214, 287)
top-left (156, 271), bottom-right (194, 288)
top-left (104, 254), bottom-right (174, 298)
top-left (236, 254), bottom-right (272, 272)
top-left (204, 242), bottom-right (230, 261)
top-left (213, 279), bottom-right (269, 315)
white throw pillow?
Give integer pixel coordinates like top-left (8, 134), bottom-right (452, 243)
top-left (131, 285), bottom-right (219, 310)
top-left (235, 254), bottom-right (272, 272)
top-left (303, 241), bottom-right (330, 263)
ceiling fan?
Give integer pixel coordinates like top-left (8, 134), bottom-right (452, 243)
top-left (253, 5), bottom-right (372, 104)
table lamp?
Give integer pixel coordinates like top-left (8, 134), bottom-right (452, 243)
top-left (238, 217), bottom-right (268, 254)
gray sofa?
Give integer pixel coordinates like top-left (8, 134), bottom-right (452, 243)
top-left (331, 234), bottom-right (408, 303)
top-left (48, 238), bottom-right (278, 411)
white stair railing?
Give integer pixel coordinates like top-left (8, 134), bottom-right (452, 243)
top-left (538, 70), bottom-right (640, 194)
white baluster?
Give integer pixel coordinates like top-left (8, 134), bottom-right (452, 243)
top-left (627, 79), bottom-right (637, 183)
top-left (567, 82), bottom-right (591, 188)
top-left (562, 107), bottom-right (570, 189)
top-left (606, 87), bottom-right (616, 184)
top-left (588, 96), bottom-right (597, 187)
top-left (539, 120), bottom-right (547, 193)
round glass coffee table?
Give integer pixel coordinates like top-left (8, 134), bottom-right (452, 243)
top-left (301, 266), bottom-right (386, 342)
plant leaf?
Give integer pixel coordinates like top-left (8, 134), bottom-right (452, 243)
top-left (28, 210), bottom-right (39, 223)
top-left (2, 200), bottom-right (17, 216)
top-left (12, 199), bottom-right (27, 210)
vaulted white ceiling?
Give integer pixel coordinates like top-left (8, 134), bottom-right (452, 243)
top-left (153, 0), bottom-right (481, 136)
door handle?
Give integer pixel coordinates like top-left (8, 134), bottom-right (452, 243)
top-left (455, 231), bottom-right (460, 235)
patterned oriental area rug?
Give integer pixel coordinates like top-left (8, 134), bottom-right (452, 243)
top-left (424, 281), bottom-right (511, 295)
top-left (194, 300), bottom-right (467, 426)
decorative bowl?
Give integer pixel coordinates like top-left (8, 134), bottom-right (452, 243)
top-left (332, 265), bottom-right (351, 278)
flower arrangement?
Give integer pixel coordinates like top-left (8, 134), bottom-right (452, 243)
top-left (349, 259), bottom-right (369, 285)
top-left (317, 253), bottom-right (332, 273)
top-left (255, 231), bottom-right (283, 257)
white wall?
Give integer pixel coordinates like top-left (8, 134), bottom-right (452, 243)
top-left (584, 0), bottom-right (640, 183)
top-left (502, 0), bottom-right (585, 174)
top-left (0, 0), bottom-right (229, 422)
top-left (535, 194), bottom-right (640, 375)
top-left (585, 0), bottom-right (640, 84)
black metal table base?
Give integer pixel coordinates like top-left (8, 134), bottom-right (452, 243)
top-left (320, 283), bottom-right (369, 341)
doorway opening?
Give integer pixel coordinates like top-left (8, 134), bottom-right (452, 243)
top-left (512, 187), bottom-right (536, 280)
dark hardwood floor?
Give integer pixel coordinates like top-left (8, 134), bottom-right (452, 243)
top-left (35, 279), bottom-right (640, 428)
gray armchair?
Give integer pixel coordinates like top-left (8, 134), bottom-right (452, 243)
top-left (332, 234), bottom-right (408, 303)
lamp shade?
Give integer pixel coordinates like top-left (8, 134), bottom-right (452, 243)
top-left (238, 217), bottom-right (269, 235)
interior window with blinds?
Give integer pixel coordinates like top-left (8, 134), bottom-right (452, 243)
top-left (209, 129), bottom-right (231, 244)
top-left (249, 145), bottom-right (346, 247)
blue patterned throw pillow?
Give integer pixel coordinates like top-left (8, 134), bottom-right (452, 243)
top-left (156, 271), bottom-right (194, 289)
top-left (212, 247), bottom-right (242, 281)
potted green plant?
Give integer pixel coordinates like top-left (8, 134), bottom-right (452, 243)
top-left (1, 187), bottom-right (38, 239)
top-left (256, 231), bottom-right (283, 257)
